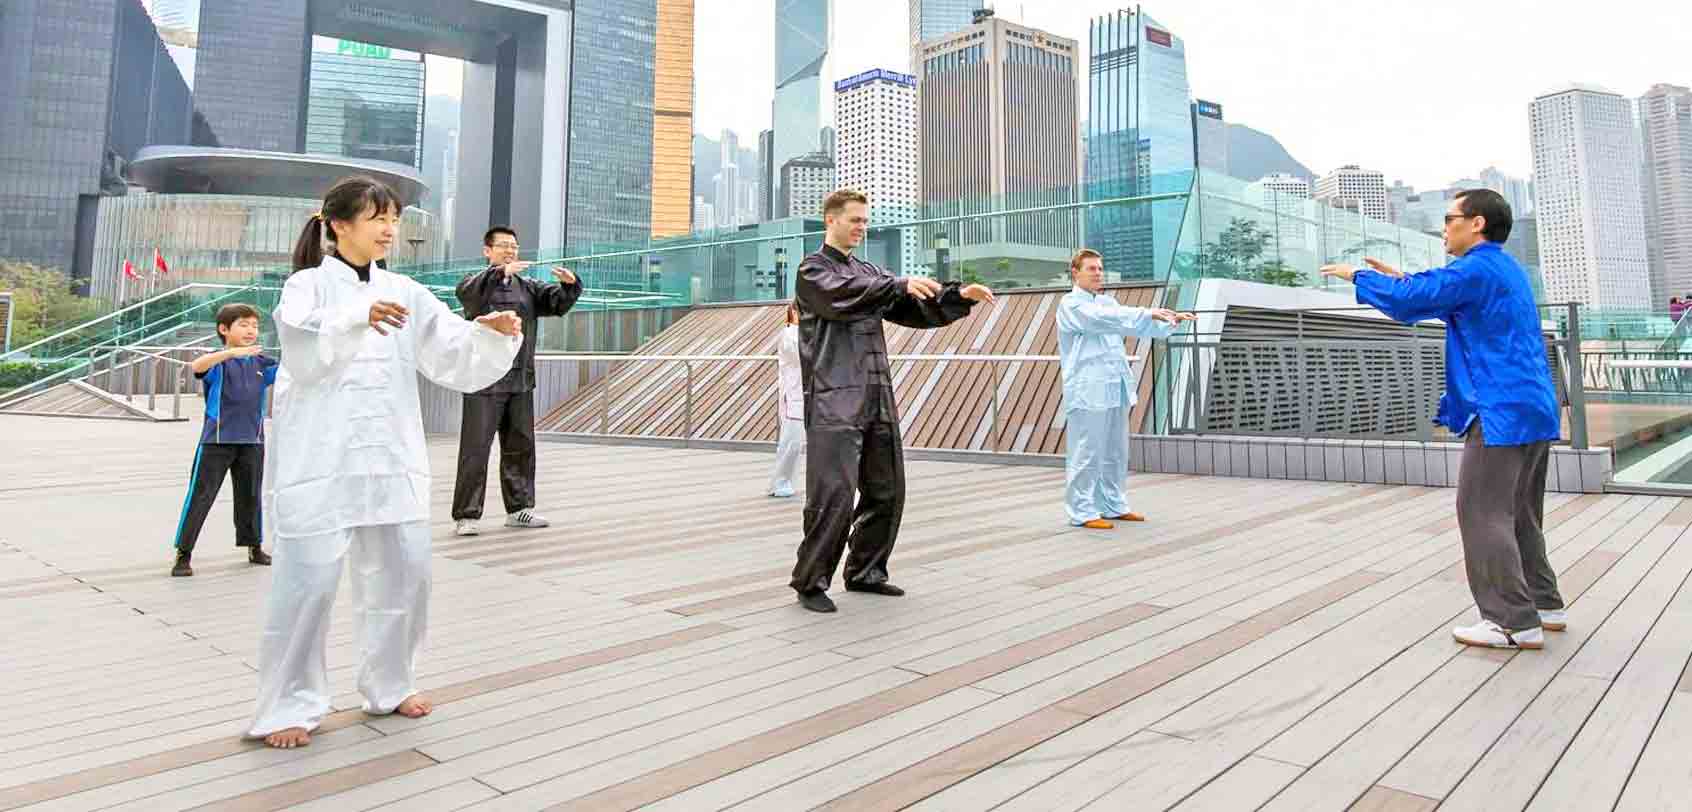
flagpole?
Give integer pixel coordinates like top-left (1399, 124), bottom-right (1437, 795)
top-left (141, 261), bottom-right (150, 343)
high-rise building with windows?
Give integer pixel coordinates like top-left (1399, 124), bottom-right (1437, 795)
top-left (1315, 165), bottom-right (1390, 222)
top-left (908, 0), bottom-right (977, 67)
top-left (780, 152), bottom-right (835, 219)
top-left (836, 69), bottom-right (920, 271)
top-left (1639, 84), bottom-right (1692, 304)
top-left (1192, 99), bottom-right (1227, 177)
top-left (566, 0), bottom-right (658, 250)
top-left (305, 38), bottom-right (426, 168)
top-left (771, 0), bottom-right (830, 218)
top-left (1479, 166), bottom-right (1534, 217)
top-left (1085, 8), bottom-right (1192, 280)
top-left (0, 0), bottom-right (191, 278)
top-left (918, 10), bottom-right (1078, 282)
top-left (758, 129), bottom-right (776, 222)
top-left (648, 0), bottom-right (695, 238)
top-left (1531, 84), bottom-right (1650, 310)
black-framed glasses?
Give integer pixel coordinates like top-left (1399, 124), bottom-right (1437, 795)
top-left (1443, 214), bottom-right (1477, 225)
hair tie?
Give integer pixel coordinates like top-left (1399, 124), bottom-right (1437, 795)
top-left (310, 211), bottom-right (323, 222)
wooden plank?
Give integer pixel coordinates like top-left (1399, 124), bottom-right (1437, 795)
top-left (1350, 785), bottom-right (1440, 812)
top-left (186, 750), bottom-right (436, 812)
top-left (1165, 755), bottom-right (1306, 812)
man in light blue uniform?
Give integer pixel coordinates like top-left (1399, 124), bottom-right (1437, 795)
top-left (1057, 249), bottom-right (1194, 529)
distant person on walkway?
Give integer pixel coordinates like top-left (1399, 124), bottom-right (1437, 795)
top-left (451, 227), bottom-right (583, 536)
top-left (790, 189), bottom-right (995, 613)
top-left (1323, 188), bottom-right (1564, 651)
top-left (768, 301), bottom-right (805, 498)
top-left (170, 303), bottom-right (278, 577)
top-left (1670, 297), bottom-right (1685, 324)
top-left (1056, 249), bottom-right (1193, 530)
top-left (250, 177), bottom-right (522, 749)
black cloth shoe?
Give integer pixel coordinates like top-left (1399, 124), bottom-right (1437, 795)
top-left (797, 590), bottom-right (837, 613)
top-left (248, 547), bottom-right (272, 566)
top-left (171, 552), bottom-right (193, 577)
top-left (845, 581), bottom-right (905, 596)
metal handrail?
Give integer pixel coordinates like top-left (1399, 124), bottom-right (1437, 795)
top-left (538, 353), bottom-right (1089, 362)
top-left (0, 282), bottom-right (262, 362)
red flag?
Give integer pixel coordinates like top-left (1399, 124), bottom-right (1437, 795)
top-left (123, 259), bottom-right (140, 281)
top-left (153, 248), bottom-right (169, 276)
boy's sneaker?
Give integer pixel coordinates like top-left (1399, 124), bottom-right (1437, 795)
top-left (171, 552), bottom-right (193, 577)
top-left (455, 519), bottom-right (480, 537)
top-left (1539, 609), bottom-right (1568, 631)
top-left (506, 510), bottom-right (550, 529)
top-left (1453, 620), bottom-right (1544, 650)
top-left (248, 547), bottom-right (272, 566)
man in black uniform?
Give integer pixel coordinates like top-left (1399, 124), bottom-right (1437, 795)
top-left (451, 226), bottom-right (584, 535)
top-left (790, 189), bottom-right (995, 613)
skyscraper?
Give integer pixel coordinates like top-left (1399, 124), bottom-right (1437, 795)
top-left (1386, 180), bottom-right (1415, 227)
top-left (649, 0), bottom-right (695, 238)
top-left (0, 0), bottom-right (191, 277)
top-left (305, 39), bottom-right (426, 168)
top-left (567, 0), bottom-right (658, 250)
top-left (1531, 85), bottom-right (1650, 310)
top-left (1479, 166), bottom-right (1534, 217)
top-left (758, 129), bottom-right (776, 222)
top-left (780, 153), bottom-right (836, 219)
top-left (919, 10), bottom-right (1078, 275)
top-left (193, 0), bottom-right (311, 152)
top-left (714, 129), bottom-right (742, 228)
top-left (1085, 8), bottom-right (1192, 279)
top-left (908, 0), bottom-right (978, 66)
top-left (771, 0), bottom-right (830, 216)
top-left (1315, 165), bottom-right (1390, 222)
top-left (1639, 84), bottom-right (1692, 303)
top-left (1192, 99), bottom-right (1227, 177)
top-left (836, 69), bottom-right (920, 270)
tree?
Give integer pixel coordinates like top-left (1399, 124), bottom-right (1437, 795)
top-left (0, 261), bottom-right (104, 350)
top-left (1197, 218), bottom-right (1304, 288)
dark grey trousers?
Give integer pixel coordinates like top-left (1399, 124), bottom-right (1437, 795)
top-left (1455, 422), bottom-right (1564, 631)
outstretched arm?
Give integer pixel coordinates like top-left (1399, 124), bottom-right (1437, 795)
top-left (405, 284), bottom-right (523, 393)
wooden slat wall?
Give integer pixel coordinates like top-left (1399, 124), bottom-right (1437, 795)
top-left (536, 285), bottom-right (1167, 454)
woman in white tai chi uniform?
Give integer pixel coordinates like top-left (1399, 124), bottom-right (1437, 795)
top-left (769, 302), bottom-right (806, 497)
top-left (249, 176), bottom-right (522, 748)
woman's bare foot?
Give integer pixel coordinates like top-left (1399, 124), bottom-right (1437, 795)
top-left (395, 694), bottom-right (433, 719)
top-left (263, 727), bottom-right (311, 749)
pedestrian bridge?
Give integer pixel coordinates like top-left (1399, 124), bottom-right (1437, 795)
top-left (2, 415), bottom-right (1688, 810)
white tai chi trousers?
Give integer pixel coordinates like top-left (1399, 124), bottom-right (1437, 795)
top-left (1064, 405), bottom-right (1134, 526)
top-left (247, 521), bottom-right (431, 738)
top-left (768, 417), bottom-right (806, 495)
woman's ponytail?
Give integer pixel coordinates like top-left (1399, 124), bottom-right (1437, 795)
top-left (291, 213), bottom-right (325, 272)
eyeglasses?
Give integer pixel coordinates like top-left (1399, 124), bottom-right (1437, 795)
top-left (1443, 214), bottom-right (1478, 225)
top-left (490, 242), bottom-right (520, 250)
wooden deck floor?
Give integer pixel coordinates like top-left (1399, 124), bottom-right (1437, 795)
top-left (2, 415), bottom-right (1691, 811)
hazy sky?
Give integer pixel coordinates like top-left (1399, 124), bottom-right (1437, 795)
top-left (695, 0), bottom-right (1690, 190)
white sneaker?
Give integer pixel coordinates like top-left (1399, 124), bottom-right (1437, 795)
top-left (454, 519), bottom-right (480, 537)
top-left (770, 483), bottom-right (796, 498)
top-left (1453, 620), bottom-right (1544, 650)
top-left (1539, 609), bottom-right (1568, 631)
top-left (506, 510), bottom-right (550, 529)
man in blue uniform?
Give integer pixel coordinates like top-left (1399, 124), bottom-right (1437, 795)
top-left (1323, 188), bottom-right (1564, 651)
